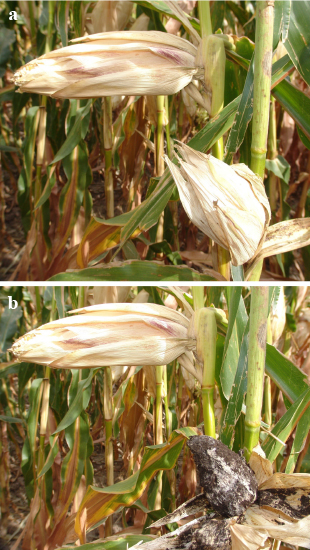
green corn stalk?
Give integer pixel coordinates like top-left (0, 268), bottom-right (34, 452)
top-left (251, 2), bottom-right (274, 177)
top-left (193, 285), bottom-right (216, 438)
top-left (195, 308), bottom-right (217, 438)
top-left (249, 2), bottom-right (274, 281)
top-left (244, 287), bottom-right (269, 460)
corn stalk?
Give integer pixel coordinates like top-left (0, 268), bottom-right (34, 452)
top-left (249, 1), bottom-right (274, 281)
top-left (244, 287), bottom-right (269, 460)
top-left (195, 308), bottom-right (217, 438)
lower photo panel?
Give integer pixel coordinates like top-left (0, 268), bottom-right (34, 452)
top-left (1, 285), bottom-right (310, 550)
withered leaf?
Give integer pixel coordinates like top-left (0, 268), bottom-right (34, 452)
top-left (150, 493), bottom-right (210, 528)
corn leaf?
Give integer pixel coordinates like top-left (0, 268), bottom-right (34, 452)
top-left (220, 288), bottom-right (248, 399)
top-left (51, 100), bottom-right (92, 165)
top-left (285, 408), bottom-right (310, 473)
top-left (77, 212), bottom-right (138, 268)
top-left (0, 305), bottom-right (23, 355)
top-left (273, 78), bottom-right (310, 140)
top-left (220, 320), bottom-right (250, 447)
top-left (284, 0), bottom-right (310, 86)
top-left (265, 343), bottom-right (309, 403)
top-left (262, 386), bottom-right (310, 462)
top-left (273, 0), bottom-right (291, 49)
top-left (48, 261), bottom-right (216, 281)
top-left (59, 534), bottom-right (155, 550)
top-left (53, 369), bottom-right (95, 434)
top-left (224, 55), bottom-right (254, 164)
top-left (75, 427), bottom-right (199, 540)
top-left (51, 141), bottom-right (92, 261)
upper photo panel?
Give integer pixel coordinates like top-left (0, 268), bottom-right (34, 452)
top-left (1, 1), bottom-right (310, 282)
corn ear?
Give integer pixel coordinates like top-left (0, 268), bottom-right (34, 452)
top-left (11, 303), bottom-right (195, 370)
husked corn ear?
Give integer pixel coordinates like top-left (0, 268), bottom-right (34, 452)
top-left (165, 142), bottom-right (271, 266)
top-left (13, 31), bottom-right (203, 99)
top-left (11, 303), bottom-right (196, 370)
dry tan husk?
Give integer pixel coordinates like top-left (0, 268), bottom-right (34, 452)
top-left (13, 31), bottom-right (203, 99)
top-left (165, 143), bottom-right (271, 266)
top-left (11, 303), bottom-right (196, 372)
top-left (246, 218), bottom-right (310, 278)
top-left (248, 451), bottom-right (274, 487)
top-left (244, 506), bottom-right (310, 549)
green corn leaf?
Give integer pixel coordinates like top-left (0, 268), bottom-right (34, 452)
top-left (50, 100), bottom-right (92, 165)
top-left (265, 343), bottom-right (309, 403)
top-left (53, 369), bottom-right (95, 434)
top-left (220, 321), bottom-right (250, 448)
top-left (284, 0), bottom-right (310, 86)
top-left (273, 1), bottom-right (291, 49)
top-left (262, 386), bottom-right (310, 463)
top-left (285, 408), bottom-right (310, 473)
top-left (0, 415), bottom-right (24, 423)
top-left (48, 261), bottom-right (218, 282)
top-left (57, 412), bottom-right (93, 525)
top-left (58, 1), bottom-right (69, 47)
top-left (28, 378), bottom-right (44, 465)
top-left (220, 288), bottom-right (248, 399)
top-left (224, 55), bottom-right (254, 164)
top-left (34, 165), bottom-right (57, 209)
top-left (0, 305), bottom-right (23, 355)
top-left (38, 435), bottom-right (59, 478)
top-left (297, 126), bottom-right (310, 150)
top-left (265, 156), bottom-right (291, 184)
top-left (135, 1), bottom-right (200, 33)
top-left (273, 78), bottom-right (310, 140)
top-left (58, 534), bottom-right (155, 550)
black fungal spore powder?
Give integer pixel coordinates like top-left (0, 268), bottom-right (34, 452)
top-left (187, 436), bottom-right (258, 517)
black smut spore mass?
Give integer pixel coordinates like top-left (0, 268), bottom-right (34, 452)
top-left (257, 488), bottom-right (310, 519)
top-left (187, 436), bottom-right (258, 517)
top-left (179, 516), bottom-right (232, 550)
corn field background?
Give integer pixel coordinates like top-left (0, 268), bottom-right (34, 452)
top-left (0, 284), bottom-right (310, 549)
top-left (1, 1), bottom-right (310, 281)
top-left (1, 2), bottom-right (310, 550)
